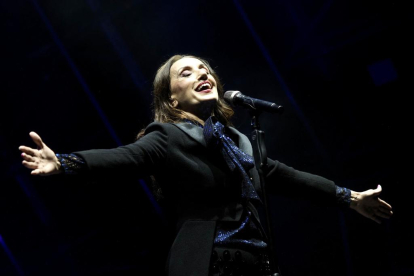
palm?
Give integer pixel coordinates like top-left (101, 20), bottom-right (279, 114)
top-left (19, 132), bottom-right (61, 175)
top-left (352, 186), bottom-right (393, 224)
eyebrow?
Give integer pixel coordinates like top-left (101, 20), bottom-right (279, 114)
top-left (178, 63), bottom-right (209, 73)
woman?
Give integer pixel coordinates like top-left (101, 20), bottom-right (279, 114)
top-left (19, 55), bottom-right (393, 276)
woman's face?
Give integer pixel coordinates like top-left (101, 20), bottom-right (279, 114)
top-left (169, 57), bottom-right (218, 117)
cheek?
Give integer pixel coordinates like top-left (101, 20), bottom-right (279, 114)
top-left (172, 82), bottom-right (192, 98)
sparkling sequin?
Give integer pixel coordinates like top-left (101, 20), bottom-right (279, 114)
top-left (56, 153), bottom-right (86, 175)
top-left (203, 117), bottom-right (261, 203)
top-left (336, 186), bottom-right (351, 207)
top-left (215, 210), bottom-right (268, 251)
top-left (184, 117), bottom-right (268, 252)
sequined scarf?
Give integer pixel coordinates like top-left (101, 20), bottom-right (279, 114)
top-left (203, 117), bottom-right (261, 204)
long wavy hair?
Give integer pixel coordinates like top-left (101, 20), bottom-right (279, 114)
top-left (137, 55), bottom-right (234, 138)
top-left (138, 55), bottom-right (234, 199)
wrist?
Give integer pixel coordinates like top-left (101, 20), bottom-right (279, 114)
top-left (350, 191), bottom-right (360, 210)
top-left (54, 154), bottom-right (63, 173)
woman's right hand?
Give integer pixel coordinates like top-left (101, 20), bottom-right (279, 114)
top-left (19, 132), bottom-right (62, 176)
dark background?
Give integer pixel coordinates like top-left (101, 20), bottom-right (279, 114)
top-left (1, 0), bottom-right (410, 275)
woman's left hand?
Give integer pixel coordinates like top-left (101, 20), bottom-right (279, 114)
top-left (350, 185), bottom-right (393, 224)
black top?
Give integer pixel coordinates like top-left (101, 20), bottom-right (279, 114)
top-left (56, 121), bottom-right (350, 276)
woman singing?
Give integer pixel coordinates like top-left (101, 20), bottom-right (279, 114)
top-left (19, 55), bottom-right (393, 276)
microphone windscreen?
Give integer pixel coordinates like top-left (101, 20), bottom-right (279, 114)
top-left (223, 91), bottom-right (240, 104)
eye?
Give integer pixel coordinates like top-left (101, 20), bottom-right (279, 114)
top-left (180, 70), bottom-right (191, 77)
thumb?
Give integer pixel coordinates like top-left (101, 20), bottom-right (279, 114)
top-left (31, 169), bottom-right (42, 175)
top-left (372, 184), bottom-right (382, 196)
top-left (29, 131), bottom-right (44, 149)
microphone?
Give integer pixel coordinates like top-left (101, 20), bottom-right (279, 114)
top-left (224, 91), bottom-right (284, 114)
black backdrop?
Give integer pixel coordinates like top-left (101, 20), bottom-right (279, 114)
top-left (1, 0), bottom-right (410, 275)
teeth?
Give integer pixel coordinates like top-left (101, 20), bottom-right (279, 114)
top-left (198, 83), bottom-right (211, 91)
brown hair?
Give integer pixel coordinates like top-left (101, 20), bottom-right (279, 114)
top-left (138, 55), bottom-right (234, 200)
top-left (137, 55), bottom-right (234, 138)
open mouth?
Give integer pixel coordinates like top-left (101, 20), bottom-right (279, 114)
top-left (195, 81), bottom-right (212, 92)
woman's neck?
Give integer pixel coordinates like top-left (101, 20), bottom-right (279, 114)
top-left (183, 101), bottom-right (215, 126)
top-left (182, 111), bottom-right (207, 126)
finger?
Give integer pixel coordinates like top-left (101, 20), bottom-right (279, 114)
top-left (21, 153), bottom-right (36, 162)
top-left (379, 204), bottom-right (392, 213)
top-left (379, 209), bottom-right (393, 218)
top-left (378, 209), bottom-right (392, 218)
top-left (19, 146), bottom-right (37, 156)
top-left (376, 209), bottom-right (392, 219)
top-left (29, 131), bottom-right (44, 149)
top-left (22, 160), bottom-right (39, 169)
top-left (379, 205), bottom-right (393, 214)
top-left (378, 198), bottom-right (392, 209)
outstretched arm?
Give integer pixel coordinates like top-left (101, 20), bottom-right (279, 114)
top-left (19, 123), bottom-right (169, 177)
top-left (19, 132), bottom-right (62, 176)
top-left (266, 160), bottom-right (393, 224)
top-left (349, 185), bottom-right (393, 224)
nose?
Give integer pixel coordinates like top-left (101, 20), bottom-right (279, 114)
top-left (197, 69), bottom-right (208, 81)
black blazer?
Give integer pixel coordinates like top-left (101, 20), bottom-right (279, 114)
top-left (75, 122), bottom-right (337, 276)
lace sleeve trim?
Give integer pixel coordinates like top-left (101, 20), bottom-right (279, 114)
top-left (56, 153), bottom-right (86, 175)
top-left (336, 186), bottom-right (351, 208)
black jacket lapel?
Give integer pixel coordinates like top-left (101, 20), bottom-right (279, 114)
top-left (173, 123), bottom-right (206, 147)
top-left (227, 127), bottom-right (253, 156)
top-left (173, 123), bottom-right (253, 157)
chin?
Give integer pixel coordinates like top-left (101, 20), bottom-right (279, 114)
top-left (198, 96), bottom-right (218, 104)
top-left (196, 90), bottom-right (218, 101)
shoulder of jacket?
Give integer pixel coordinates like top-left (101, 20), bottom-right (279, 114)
top-left (144, 121), bottom-right (184, 134)
top-left (228, 126), bottom-right (248, 138)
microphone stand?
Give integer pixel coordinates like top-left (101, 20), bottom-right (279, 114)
top-left (250, 110), bottom-right (280, 276)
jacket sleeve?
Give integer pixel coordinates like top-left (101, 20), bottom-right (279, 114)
top-left (73, 123), bottom-right (169, 177)
top-left (265, 158), bottom-right (337, 205)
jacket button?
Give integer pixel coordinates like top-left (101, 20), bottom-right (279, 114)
top-left (235, 250), bottom-right (242, 262)
top-left (223, 264), bottom-right (232, 275)
top-left (212, 250), bottom-right (218, 262)
top-left (223, 250), bottom-right (231, 261)
top-left (211, 263), bottom-right (219, 273)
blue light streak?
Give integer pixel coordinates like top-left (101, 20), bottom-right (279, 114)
top-left (0, 234), bottom-right (25, 276)
top-left (30, 0), bottom-right (122, 146)
top-left (232, 0), bottom-right (328, 160)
